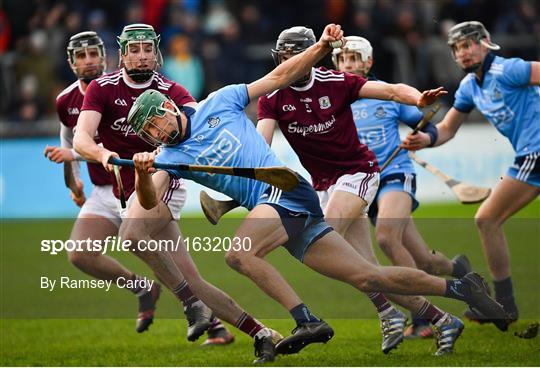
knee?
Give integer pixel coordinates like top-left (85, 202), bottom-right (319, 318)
top-left (474, 212), bottom-right (502, 232)
top-left (67, 250), bottom-right (95, 269)
top-left (225, 251), bottom-right (248, 273)
top-left (376, 229), bottom-right (399, 256)
top-left (118, 224), bottom-right (143, 253)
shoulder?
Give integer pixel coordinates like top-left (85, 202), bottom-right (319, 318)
top-left (153, 72), bottom-right (175, 91)
top-left (493, 55), bottom-right (530, 79)
top-left (457, 74), bottom-right (475, 91)
top-left (56, 81), bottom-right (80, 103)
top-left (94, 70), bottom-right (123, 88)
top-left (488, 56), bottom-right (506, 77)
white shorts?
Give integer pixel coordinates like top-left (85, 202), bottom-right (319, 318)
top-left (317, 172), bottom-right (379, 214)
top-left (119, 177), bottom-right (187, 220)
top-left (78, 185), bottom-right (121, 226)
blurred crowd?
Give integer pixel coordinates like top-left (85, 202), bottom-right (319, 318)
top-left (1, 0), bottom-right (539, 128)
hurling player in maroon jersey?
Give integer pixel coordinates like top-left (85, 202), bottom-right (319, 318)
top-left (74, 24), bottom-right (235, 345)
top-left (257, 26), bottom-right (462, 353)
top-left (44, 31), bottom-right (164, 334)
top-left (333, 36), bottom-right (474, 339)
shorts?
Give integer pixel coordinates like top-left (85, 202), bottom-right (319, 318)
top-left (368, 173), bottom-right (419, 221)
top-left (317, 171), bottom-right (379, 214)
top-left (507, 152), bottom-right (540, 188)
top-left (256, 176), bottom-right (333, 262)
top-left (119, 177), bottom-right (187, 220)
top-left (78, 185), bottom-right (121, 226)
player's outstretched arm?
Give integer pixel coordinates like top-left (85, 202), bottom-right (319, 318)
top-left (74, 110), bottom-right (118, 171)
top-left (402, 107), bottom-right (468, 150)
top-left (247, 23), bottom-right (344, 101)
top-left (359, 82), bottom-right (447, 107)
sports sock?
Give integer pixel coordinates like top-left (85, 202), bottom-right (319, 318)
top-left (415, 301), bottom-right (445, 325)
top-left (208, 317), bottom-right (225, 332)
top-left (289, 303), bottom-right (321, 325)
top-left (173, 280), bottom-right (201, 310)
top-left (235, 312), bottom-right (265, 337)
top-left (126, 274), bottom-right (155, 311)
top-left (412, 315), bottom-right (430, 326)
top-left (444, 279), bottom-right (471, 301)
top-left (494, 277), bottom-right (517, 311)
top-left (367, 292), bottom-right (393, 315)
top-left (451, 259), bottom-right (468, 278)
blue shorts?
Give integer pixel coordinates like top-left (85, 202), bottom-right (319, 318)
top-left (368, 173), bottom-right (419, 222)
top-left (507, 152), bottom-right (540, 188)
top-left (256, 176), bottom-right (333, 262)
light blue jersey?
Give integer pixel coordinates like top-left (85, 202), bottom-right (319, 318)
top-left (454, 53), bottom-right (540, 156)
top-left (156, 84), bottom-right (280, 209)
top-left (351, 95), bottom-right (422, 178)
top-left (155, 84), bottom-right (331, 261)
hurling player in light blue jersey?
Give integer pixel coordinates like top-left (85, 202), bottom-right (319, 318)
top-left (127, 24), bottom-right (509, 360)
top-left (403, 21), bottom-right (540, 324)
top-left (333, 36), bottom-right (473, 339)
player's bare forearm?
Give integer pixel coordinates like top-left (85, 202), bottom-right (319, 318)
top-left (135, 171), bottom-right (159, 210)
top-left (256, 119), bottom-right (276, 146)
top-left (133, 151), bottom-right (160, 210)
top-left (402, 107), bottom-right (467, 150)
top-left (247, 24), bottom-right (344, 100)
top-left (359, 81), bottom-right (420, 105)
top-left (391, 83), bottom-right (423, 105)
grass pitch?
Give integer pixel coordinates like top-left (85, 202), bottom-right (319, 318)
top-left (1, 201), bottom-right (539, 366)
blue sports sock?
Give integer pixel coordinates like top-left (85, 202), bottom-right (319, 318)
top-left (289, 303), bottom-right (320, 325)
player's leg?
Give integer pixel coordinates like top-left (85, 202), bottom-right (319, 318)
top-left (119, 174), bottom-right (219, 341)
top-left (473, 174), bottom-right (539, 320)
top-left (401, 221), bottom-right (463, 277)
top-left (226, 203), bottom-right (334, 355)
top-left (302, 229), bottom-right (508, 333)
top-left (375, 192), bottom-right (417, 267)
top-left (325, 188), bottom-right (409, 354)
top-left (376, 191), bottom-right (460, 339)
top-left (226, 205), bottom-right (303, 310)
top-left (156, 220), bottom-right (283, 360)
top-left (68, 185), bottom-right (160, 333)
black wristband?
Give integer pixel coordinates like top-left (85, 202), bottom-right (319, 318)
top-left (421, 122), bottom-right (439, 147)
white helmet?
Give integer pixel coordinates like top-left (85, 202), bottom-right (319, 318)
top-left (332, 36), bottom-right (373, 68)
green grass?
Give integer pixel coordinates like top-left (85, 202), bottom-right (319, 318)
top-left (1, 201), bottom-right (539, 366)
top-left (1, 319), bottom-right (539, 366)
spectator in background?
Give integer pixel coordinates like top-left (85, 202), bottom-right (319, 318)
top-left (11, 75), bottom-right (45, 122)
top-left (162, 34), bottom-right (204, 100)
top-left (14, 31), bottom-right (54, 115)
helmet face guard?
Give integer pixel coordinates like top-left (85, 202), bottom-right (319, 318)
top-left (447, 21), bottom-right (500, 72)
top-left (332, 36), bottom-right (373, 75)
top-left (67, 31), bottom-right (106, 83)
top-left (128, 89), bottom-right (182, 147)
top-left (271, 26), bottom-right (316, 66)
top-left (117, 23), bottom-right (163, 83)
